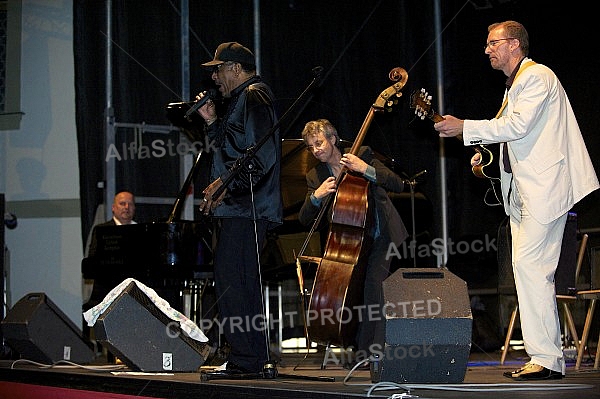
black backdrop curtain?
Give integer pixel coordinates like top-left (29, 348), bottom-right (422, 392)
top-left (74, 0), bottom-right (600, 280)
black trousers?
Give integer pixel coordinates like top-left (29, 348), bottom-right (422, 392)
top-left (213, 218), bottom-right (269, 373)
top-left (356, 234), bottom-right (392, 357)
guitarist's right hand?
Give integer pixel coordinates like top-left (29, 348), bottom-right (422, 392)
top-left (471, 152), bottom-right (482, 167)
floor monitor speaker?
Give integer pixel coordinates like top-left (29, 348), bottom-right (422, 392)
top-left (93, 281), bottom-right (212, 372)
top-left (0, 292), bottom-right (95, 364)
top-left (373, 268), bottom-right (472, 383)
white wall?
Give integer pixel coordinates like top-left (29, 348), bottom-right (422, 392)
top-left (1, 1), bottom-right (83, 327)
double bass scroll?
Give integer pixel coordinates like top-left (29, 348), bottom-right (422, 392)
top-left (300, 67), bottom-right (408, 349)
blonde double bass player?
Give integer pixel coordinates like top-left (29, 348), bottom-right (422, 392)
top-left (297, 69), bottom-right (410, 369)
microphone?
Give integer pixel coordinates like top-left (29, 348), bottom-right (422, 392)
top-left (403, 170), bottom-right (427, 185)
top-left (312, 66), bottom-right (324, 77)
top-left (411, 169), bottom-right (427, 180)
top-left (184, 89), bottom-right (218, 120)
top-left (311, 66), bottom-right (324, 88)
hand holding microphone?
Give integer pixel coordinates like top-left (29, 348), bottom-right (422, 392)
top-left (184, 88), bottom-right (218, 123)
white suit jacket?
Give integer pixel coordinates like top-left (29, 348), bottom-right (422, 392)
top-left (463, 58), bottom-right (599, 224)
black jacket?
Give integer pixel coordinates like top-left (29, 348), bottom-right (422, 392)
top-left (298, 146), bottom-right (408, 247)
top-left (205, 76), bottom-right (282, 227)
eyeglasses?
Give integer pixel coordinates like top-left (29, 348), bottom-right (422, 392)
top-left (306, 140), bottom-right (326, 152)
top-left (212, 61), bottom-right (234, 74)
top-left (484, 38), bottom-right (515, 51)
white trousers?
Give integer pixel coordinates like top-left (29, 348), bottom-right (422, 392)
top-left (509, 182), bottom-right (567, 374)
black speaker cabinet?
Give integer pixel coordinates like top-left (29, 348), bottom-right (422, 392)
top-left (0, 292), bottom-right (95, 364)
top-left (498, 212), bottom-right (578, 295)
top-left (93, 281), bottom-right (212, 372)
top-left (373, 268), bottom-right (472, 383)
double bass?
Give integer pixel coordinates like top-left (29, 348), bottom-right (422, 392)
top-left (299, 68), bottom-right (408, 349)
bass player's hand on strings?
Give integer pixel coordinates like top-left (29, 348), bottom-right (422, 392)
top-left (340, 153), bottom-right (368, 174)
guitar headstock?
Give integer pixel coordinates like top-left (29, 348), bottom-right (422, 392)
top-left (410, 88), bottom-right (444, 123)
top-left (373, 67), bottom-right (408, 112)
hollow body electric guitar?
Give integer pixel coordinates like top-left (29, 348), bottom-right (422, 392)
top-left (410, 88), bottom-right (494, 179)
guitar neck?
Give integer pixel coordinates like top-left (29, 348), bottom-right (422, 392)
top-left (429, 112), bottom-right (444, 123)
top-left (410, 88), bottom-right (465, 143)
top-left (411, 89), bottom-right (445, 124)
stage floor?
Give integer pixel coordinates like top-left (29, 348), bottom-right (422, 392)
top-left (0, 349), bottom-right (599, 399)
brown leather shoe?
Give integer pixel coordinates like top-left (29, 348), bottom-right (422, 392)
top-left (503, 363), bottom-right (564, 380)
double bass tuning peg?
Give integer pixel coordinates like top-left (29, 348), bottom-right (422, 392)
top-left (386, 90), bottom-right (404, 110)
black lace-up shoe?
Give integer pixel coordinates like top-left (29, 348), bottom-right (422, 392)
top-left (200, 362), bottom-right (261, 380)
top-left (503, 363), bottom-right (564, 380)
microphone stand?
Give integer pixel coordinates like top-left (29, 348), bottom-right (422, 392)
top-left (168, 149), bottom-right (204, 223)
top-left (209, 66), bottom-right (324, 203)
top-left (201, 67), bottom-right (334, 382)
top-left (405, 170), bottom-right (426, 268)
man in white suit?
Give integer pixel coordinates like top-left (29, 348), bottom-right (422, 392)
top-left (434, 20), bottom-right (599, 380)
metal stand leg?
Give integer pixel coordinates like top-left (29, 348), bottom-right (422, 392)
top-left (321, 343), bottom-right (332, 370)
top-left (264, 283), bottom-right (284, 355)
top-left (501, 304), bottom-right (519, 365)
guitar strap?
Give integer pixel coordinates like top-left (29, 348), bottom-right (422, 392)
top-left (495, 60), bottom-right (537, 118)
top-left (497, 60), bottom-right (536, 204)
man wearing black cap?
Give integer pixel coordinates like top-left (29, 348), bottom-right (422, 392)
top-left (197, 42), bottom-right (282, 377)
